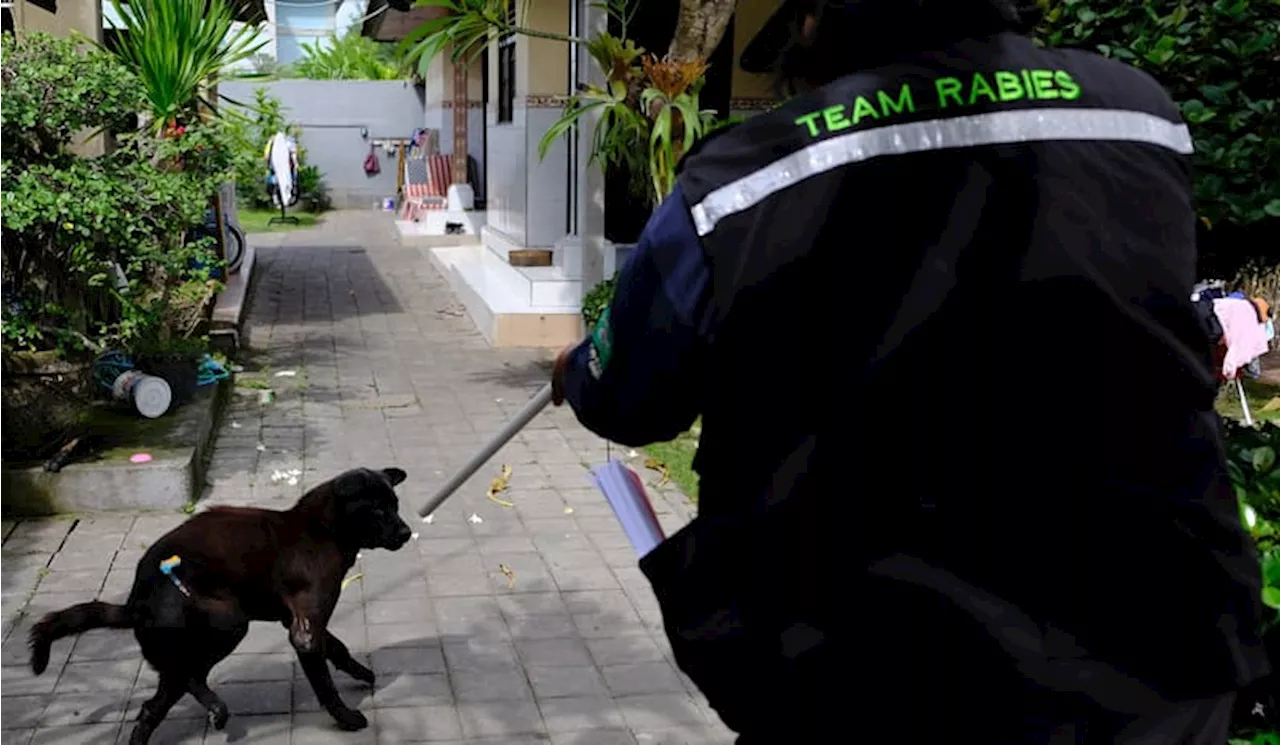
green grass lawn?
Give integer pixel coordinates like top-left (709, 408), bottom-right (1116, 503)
top-left (237, 208), bottom-right (321, 234)
top-left (641, 420), bottom-right (701, 502)
top-left (1216, 378), bottom-right (1280, 423)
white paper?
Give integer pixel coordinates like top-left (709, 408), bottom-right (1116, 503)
top-left (589, 461), bottom-right (665, 558)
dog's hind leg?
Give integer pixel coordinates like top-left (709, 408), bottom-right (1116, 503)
top-left (188, 677), bottom-right (230, 730)
top-left (325, 630), bottom-right (375, 686)
top-left (128, 674), bottom-right (186, 745)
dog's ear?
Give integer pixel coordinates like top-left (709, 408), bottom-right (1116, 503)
top-left (382, 467), bottom-right (407, 486)
top-left (334, 470), bottom-right (369, 499)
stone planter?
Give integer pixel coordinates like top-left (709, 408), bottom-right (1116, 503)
top-left (1, 350), bottom-right (94, 464)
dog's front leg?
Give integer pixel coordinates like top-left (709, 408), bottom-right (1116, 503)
top-left (286, 597), bottom-right (368, 731)
top-left (326, 630), bottom-right (375, 686)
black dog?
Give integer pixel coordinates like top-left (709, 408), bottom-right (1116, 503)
top-left (28, 467), bottom-right (413, 745)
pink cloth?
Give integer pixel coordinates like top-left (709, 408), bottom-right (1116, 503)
top-left (1214, 297), bottom-right (1269, 379)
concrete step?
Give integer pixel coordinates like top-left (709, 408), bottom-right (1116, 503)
top-left (428, 244), bottom-right (582, 348)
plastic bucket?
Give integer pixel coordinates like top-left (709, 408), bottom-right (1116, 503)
top-left (112, 370), bottom-right (173, 419)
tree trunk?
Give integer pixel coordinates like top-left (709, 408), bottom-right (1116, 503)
top-left (667, 0), bottom-right (737, 61)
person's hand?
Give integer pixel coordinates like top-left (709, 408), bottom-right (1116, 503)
top-left (550, 343), bottom-right (575, 406)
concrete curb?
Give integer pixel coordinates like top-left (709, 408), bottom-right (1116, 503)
top-left (1, 378), bottom-right (231, 517)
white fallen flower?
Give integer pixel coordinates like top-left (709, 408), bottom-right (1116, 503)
top-left (468, 513), bottom-right (484, 524)
top-left (230, 422), bottom-right (242, 429)
top-left (287, 477), bottom-right (298, 486)
top-left (627, 449), bottom-right (639, 458)
top-left (411, 532), bottom-right (420, 540)
top-left (274, 370), bottom-right (297, 378)
top-left (256, 443), bottom-right (266, 452)
top-left (422, 514), bottom-right (436, 524)
top-left (563, 506), bottom-right (575, 515)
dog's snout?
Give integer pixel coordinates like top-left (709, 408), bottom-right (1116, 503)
top-left (388, 520), bottom-right (412, 548)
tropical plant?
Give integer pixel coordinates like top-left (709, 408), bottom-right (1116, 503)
top-left (102, 0), bottom-right (266, 131)
top-left (291, 31), bottom-right (407, 80)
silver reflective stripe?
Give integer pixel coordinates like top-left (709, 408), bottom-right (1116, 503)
top-left (688, 107), bottom-right (1194, 237)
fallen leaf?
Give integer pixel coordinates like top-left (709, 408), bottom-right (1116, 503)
top-left (644, 458), bottom-right (670, 488)
top-left (487, 463), bottom-right (514, 507)
top-left (1262, 397), bottom-right (1280, 412)
top-left (498, 563), bottom-right (516, 589)
top-left (341, 572), bottom-right (363, 590)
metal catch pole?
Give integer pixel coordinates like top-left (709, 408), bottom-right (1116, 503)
top-left (417, 383), bottom-right (555, 519)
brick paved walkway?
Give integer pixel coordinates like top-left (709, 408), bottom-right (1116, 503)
top-left (0, 212), bottom-right (731, 745)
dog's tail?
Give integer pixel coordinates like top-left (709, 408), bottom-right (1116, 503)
top-left (28, 601), bottom-right (133, 675)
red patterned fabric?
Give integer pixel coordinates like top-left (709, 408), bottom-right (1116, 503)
top-left (401, 154), bottom-right (455, 220)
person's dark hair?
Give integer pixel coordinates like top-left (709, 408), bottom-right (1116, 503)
top-left (761, 0), bottom-right (1043, 95)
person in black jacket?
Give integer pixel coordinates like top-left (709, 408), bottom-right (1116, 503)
top-left (550, 0), bottom-right (1270, 741)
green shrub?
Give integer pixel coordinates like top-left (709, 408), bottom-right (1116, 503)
top-left (1, 32), bottom-right (229, 356)
top-left (290, 32), bottom-right (406, 80)
top-left (1034, 0), bottom-right (1279, 279)
top-left (227, 88), bottom-right (330, 212)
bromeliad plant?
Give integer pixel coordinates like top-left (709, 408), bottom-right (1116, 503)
top-left (102, 0), bottom-right (266, 131)
top-left (536, 35), bottom-right (717, 203)
top-left (401, 0), bottom-right (719, 204)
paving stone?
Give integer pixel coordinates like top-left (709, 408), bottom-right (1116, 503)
top-left (211, 653), bottom-right (294, 683)
top-left (365, 598), bottom-right (434, 626)
top-left (514, 638), bottom-right (593, 668)
top-left (450, 668), bottom-right (534, 702)
top-left (455, 699), bottom-right (545, 739)
top-left (2, 695), bottom-right (48, 731)
top-left (600, 662), bottom-right (686, 696)
top-left (550, 729), bottom-right (636, 745)
top-left (615, 694), bottom-right (707, 730)
top-left (526, 666), bottom-right (610, 700)
top-left (538, 696), bottom-right (626, 733)
top-left (113, 717), bottom-right (204, 745)
top-left (53, 659), bottom-right (141, 693)
top-left (30, 723), bottom-right (121, 745)
top-left (38, 690), bottom-right (129, 727)
top-left (374, 704), bottom-right (463, 743)
top-left (208, 713), bottom-right (291, 745)
top-left (371, 673), bottom-right (453, 708)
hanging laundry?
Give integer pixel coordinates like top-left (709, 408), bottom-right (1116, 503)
top-left (1267, 319), bottom-right (1275, 343)
top-left (266, 132), bottom-right (299, 207)
top-left (1213, 297), bottom-right (1269, 379)
top-left (1251, 296), bottom-right (1271, 324)
top-left (363, 145), bottom-right (381, 176)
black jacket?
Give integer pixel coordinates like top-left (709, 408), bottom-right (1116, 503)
top-left (561, 30), bottom-right (1269, 736)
